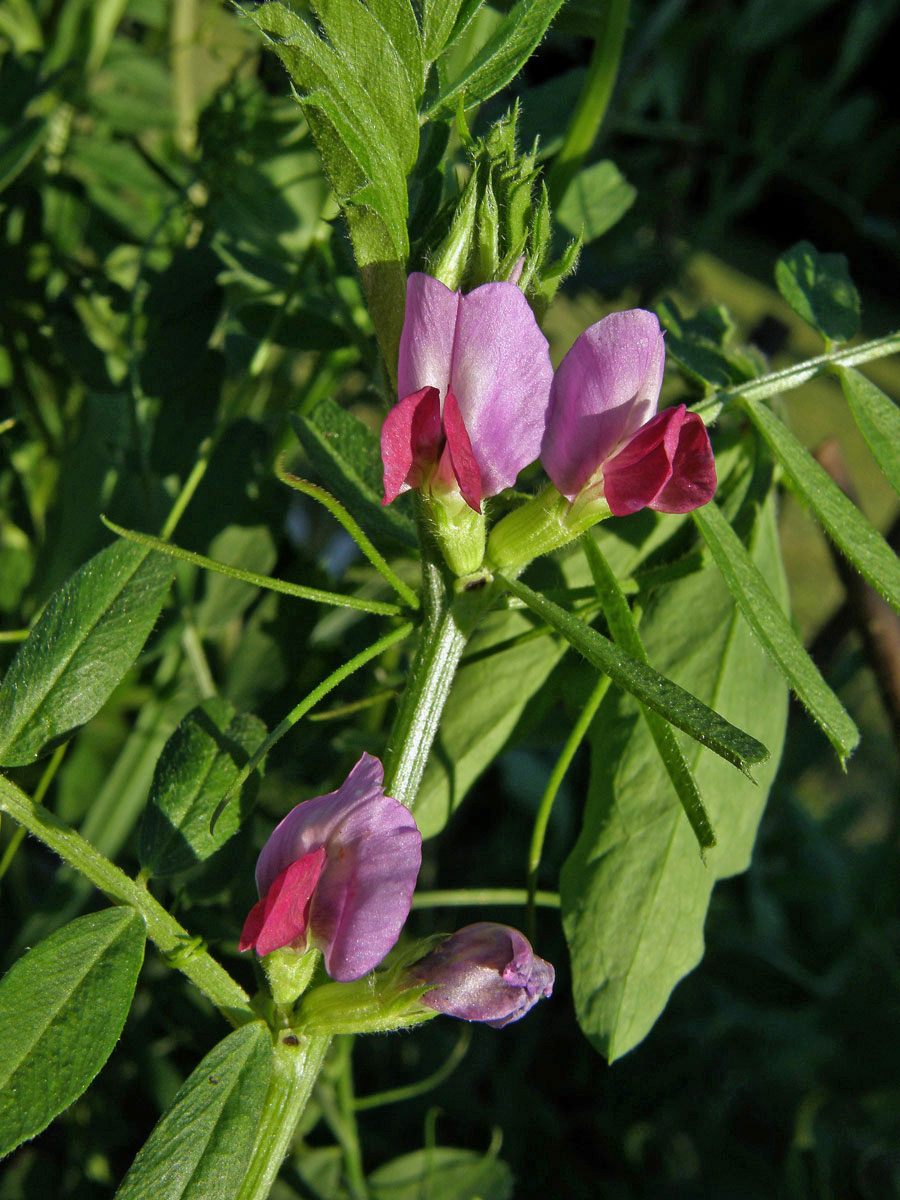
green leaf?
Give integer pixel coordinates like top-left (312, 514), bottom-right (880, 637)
top-left (312, 0), bottom-right (420, 167)
top-left (427, 0), bottom-right (565, 118)
top-left (775, 240), bottom-right (861, 343)
top-left (657, 297), bottom-right (760, 389)
top-left (422, 0), bottom-right (468, 60)
top-left (369, 1146), bottom-right (513, 1200)
top-left (581, 536), bottom-right (715, 853)
top-left (139, 698), bottom-right (268, 877)
top-left (744, 397), bottom-right (900, 615)
top-left (499, 575), bottom-right (769, 776)
top-left (693, 499), bottom-right (859, 761)
top-left (114, 1023), bottom-right (273, 1200)
top-left (0, 908), bottom-right (146, 1157)
top-left (0, 541), bottom-right (172, 766)
top-left (236, 302), bottom-right (346, 351)
top-left (413, 608), bottom-right (568, 838)
top-left (291, 402), bottom-right (417, 547)
top-left (366, 0), bottom-right (425, 99)
top-left (837, 365), bottom-right (900, 499)
top-left (561, 494), bottom-right (789, 1061)
top-left (0, 116), bottom-right (47, 194)
top-left (555, 159), bottom-right (636, 242)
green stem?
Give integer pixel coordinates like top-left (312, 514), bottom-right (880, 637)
top-left (275, 463), bottom-right (419, 609)
top-left (0, 773), bottom-right (254, 1022)
top-left (410, 888), bottom-right (561, 910)
top-left (212, 621), bottom-right (415, 827)
top-left (382, 557), bottom-right (468, 808)
top-left (0, 743), bottom-right (66, 883)
top-left (546, 0), bottom-right (631, 206)
top-left (526, 675), bottom-right (610, 939)
top-left (160, 436), bottom-right (215, 541)
top-left (354, 1026), bottom-right (472, 1112)
top-left (236, 1034), bottom-right (332, 1200)
top-left (695, 330), bottom-right (900, 424)
top-left (332, 1037), bottom-right (369, 1200)
top-left (101, 516), bottom-right (406, 617)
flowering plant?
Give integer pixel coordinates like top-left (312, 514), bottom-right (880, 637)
top-left (0, 2), bottom-right (897, 1197)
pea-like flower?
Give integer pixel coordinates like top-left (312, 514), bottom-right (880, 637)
top-left (411, 923), bottom-right (555, 1028)
top-left (239, 754), bottom-right (422, 982)
top-left (541, 309), bottom-right (717, 515)
top-left (381, 273), bottom-right (554, 513)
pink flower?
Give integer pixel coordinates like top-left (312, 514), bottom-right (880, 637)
top-left (381, 273), bottom-right (554, 512)
top-left (239, 754), bottom-right (422, 982)
top-left (540, 309), bottom-right (716, 515)
top-left (411, 923), bottom-right (555, 1028)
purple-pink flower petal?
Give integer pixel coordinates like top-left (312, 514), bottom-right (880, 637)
top-left (239, 848), bottom-right (326, 957)
top-left (388, 273), bottom-right (553, 503)
top-left (541, 309), bottom-right (666, 501)
top-left (440, 388), bottom-right (482, 510)
top-left (245, 754), bottom-right (422, 981)
top-left (381, 386), bottom-right (442, 505)
top-left (603, 405), bottom-right (716, 515)
top-left (413, 923), bottom-right (555, 1028)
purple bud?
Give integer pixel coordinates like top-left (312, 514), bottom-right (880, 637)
top-left (240, 754), bottom-right (422, 982)
top-left (382, 273), bottom-right (554, 510)
top-left (411, 923), bottom-right (554, 1028)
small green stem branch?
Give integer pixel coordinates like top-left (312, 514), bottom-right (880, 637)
top-left (410, 888), bottom-right (561, 910)
top-left (546, 0), bottom-right (631, 206)
top-left (160, 436), bottom-right (216, 541)
top-left (527, 674), bottom-right (610, 939)
top-left (354, 1025), bottom-right (472, 1112)
top-left (102, 516), bottom-right (406, 617)
top-left (695, 330), bottom-right (900, 424)
top-left (0, 773), bottom-right (253, 1022)
top-left (236, 1034), bottom-right (332, 1200)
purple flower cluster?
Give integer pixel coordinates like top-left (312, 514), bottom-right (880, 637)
top-left (381, 273), bottom-right (716, 520)
top-left (240, 755), bottom-right (552, 1027)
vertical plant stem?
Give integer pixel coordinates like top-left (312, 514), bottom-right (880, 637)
top-left (546, 0), bottom-right (631, 206)
top-left (526, 674), bottom-right (610, 940)
top-left (382, 554), bottom-right (467, 808)
top-left (236, 1034), bottom-right (332, 1200)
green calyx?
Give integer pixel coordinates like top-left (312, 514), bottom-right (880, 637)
top-left (486, 483), bottom-right (611, 573)
top-left (427, 489), bottom-right (487, 578)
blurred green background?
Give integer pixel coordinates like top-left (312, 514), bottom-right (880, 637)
top-left (2, 1), bottom-right (900, 1196)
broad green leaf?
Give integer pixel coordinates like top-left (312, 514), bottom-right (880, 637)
top-left (555, 160), bottom-right (636, 242)
top-left (775, 240), bottom-right (861, 343)
top-left (366, 0), bottom-right (424, 99)
top-left (838, 365), bottom-right (900, 499)
top-left (413, 608), bottom-right (568, 838)
top-left (561, 494), bottom-right (789, 1061)
top-left (139, 698), bottom-right (268, 877)
top-left (693, 499), bottom-right (859, 760)
top-left (291, 403), bottom-right (417, 547)
top-left (115, 1023), bottom-right (272, 1200)
top-left (0, 116), bottom-right (47, 193)
top-left (657, 297), bottom-right (760, 389)
top-left (194, 525), bottom-right (278, 637)
top-left (0, 908), bottom-right (146, 1157)
top-left (422, 0), bottom-right (468, 60)
top-left (500, 575), bottom-right (769, 776)
top-left (0, 540), bottom-right (172, 766)
top-left (744, 397), bottom-right (900, 614)
top-left (312, 0), bottom-right (420, 170)
top-left (369, 1146), bottom-right (513, 1200)
top-left (426, 0), bottom-right (565, 117)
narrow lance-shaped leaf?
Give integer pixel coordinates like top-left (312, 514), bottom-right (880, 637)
top-left (498, 573), bottom-right (769, 776)
top-left (0, 908), bottom-right (146, 1157)
top-left (581, 535), bottom-right (716, 854)
top-left (140, 698), bottom-right (268, 877)
top-left (426, 0), bottom-right (565, 118)
top-left (837, 365), bottom-right (900, 500)
top-left (775, 240), bottom-right (860, 344)
top-left (0, 540), bottom-right (172, 766)
top-left (693, 499), bottom-right (859, 762)
top-left (114, 1023), bottom-right (273, 1200)
top-left (743, 397), bottom-right (900, 615)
